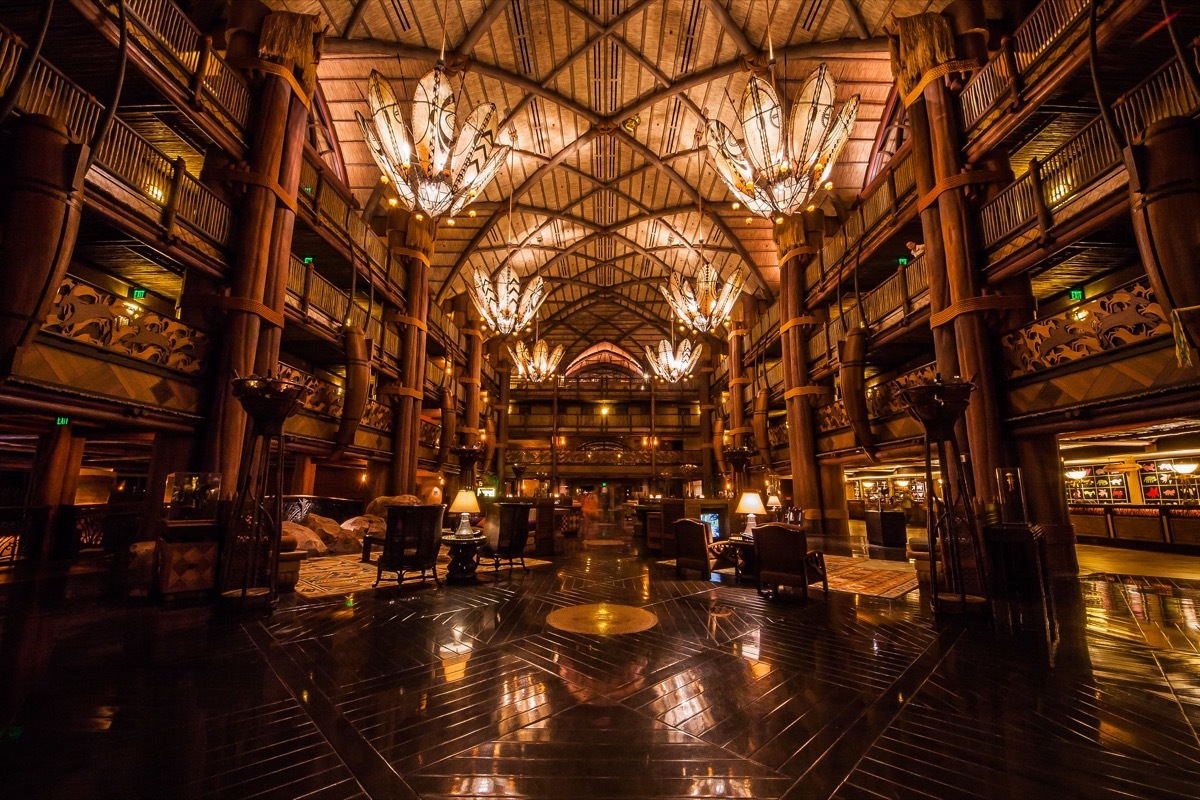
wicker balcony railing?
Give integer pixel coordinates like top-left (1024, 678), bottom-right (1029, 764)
top-left (0, 25), bottom-right (233, 248)
top-left (979, 48), bottom-right (1200, 250)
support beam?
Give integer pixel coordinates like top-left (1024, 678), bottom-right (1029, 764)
top-left (456, 0), bottom-right (514, 56)
top-left (839, 0), bottom-right (871, 39)
top-left (702, 0), bottom-right (755, 56)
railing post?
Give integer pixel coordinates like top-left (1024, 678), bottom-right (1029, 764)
top-left (899, 262), bottom-right (910, 320)
top-left (1001, 36), bottom-right (1023, 111)
top-left (160, 157), bottom-right (187, 237)
top-left (190, 36), bottom-right (212, 109)
top-left (302, 258), bottom-right (314, 316)
top-left (1027, 157), bottom-right (1054, 238)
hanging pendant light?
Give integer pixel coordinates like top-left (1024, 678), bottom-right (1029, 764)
top-left (645, 338), bottom-right (702, 383)
top-left (510, 338), bottom-right (564, 383)
top-left (706, 63), bottom-right (859, 218)
top-left (660, 147), bottom-right (745, 332)
top-left (356, 64), bottom-right (510, 219)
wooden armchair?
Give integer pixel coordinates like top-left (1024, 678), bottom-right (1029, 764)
top-left (753, 522), bottom-right (828, 600)
top-left (674, 517), bottom-right (714, 579)
top-left (482, 503), bottom-right (532, 574)
top-left (372, 504), bottom-right (445, 587)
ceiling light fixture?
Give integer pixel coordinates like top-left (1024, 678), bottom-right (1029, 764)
top-left (707, 63), bottom-right (859, 218)
top-left (356, 65), bottom-right (509, 219)
top-left (509, 337), bottom-right (564, 383)
top-left (645, 337), bottom-right (703, 383)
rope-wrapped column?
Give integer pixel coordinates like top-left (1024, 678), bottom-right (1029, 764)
top-left (697, 359), bottom-right (716, 496)
top-left (775, 212), bottom-right (824, 531)
top-left (387, 208), bottom-right (437, 495)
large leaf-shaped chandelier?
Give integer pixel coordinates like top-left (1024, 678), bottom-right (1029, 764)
top-left (509, 338), bottom-right (564, 383)
top-left (356, 65), bottom-right (510, 218)
top-left (707, 64), bottom-right (859, 218)
top-left (660, 265), bottom-right (744, 333)
top-left (468, 264), bottom-right (546, 336)
top-left (645, 338), bottom-right (703, 383)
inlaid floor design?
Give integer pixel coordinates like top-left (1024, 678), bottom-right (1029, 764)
top-left (1, 541), bottom-right (1199, 799)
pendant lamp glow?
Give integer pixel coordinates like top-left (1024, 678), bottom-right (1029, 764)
top-left (510, 338), bottom-right (564, 383)
top-left (356, 65), bottom-right (510, 219)
top-left (706, 64), bottom-right (859, 218)
top-left (468, 264), bottom-right (546, 336)
top-left (645, 339), bottom-right (702, 383)
top-left (660, 265), bottom-right (744, 333)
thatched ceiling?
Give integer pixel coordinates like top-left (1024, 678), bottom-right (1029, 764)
top-left (267, 0), bottom-right (941, 361)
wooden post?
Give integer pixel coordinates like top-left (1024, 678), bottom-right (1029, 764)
top-left (775, 213), bottom-right (824, 532)
top-left (29, 423), bottom-right (85, 561)
top-left (289, 454), bottom-right (317, 495)
top-left (387, 208), bottom-right (436, 495)
top-left (926, 79), bottom-right (1007, 507)
top-left (727, 304), bottom-right (748, 450)
top-left (649, 381), bottom-right (658, 494)
top-left (1015, 434), bottom-right (1078, 576)
top-left (1027, 157), bottom-right (1054, 237)
top-left (494, 359), bottom-right (512, 494)
top-left (160, 157), bottom-right (187, 238)
top-left (697, 359), bottom-right (715, 496)
top-left (551, 380), bottom-right (559, 493)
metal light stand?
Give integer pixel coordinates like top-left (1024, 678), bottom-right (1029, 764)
top-left (218, 376), bottom-right (311, 612)
top-left (898, 376), bottom-right (991, 618)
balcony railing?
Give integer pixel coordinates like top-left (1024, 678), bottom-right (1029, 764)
top-left (509, 449), bottom-right (704, 467)
top-left (979, 48), bottom-right (1200, 250)
top-left (509, 413), bottom-right (699, 432)
top-left (807, 254), bottom-right (930, 365)
top-left (958, 0), bottom-right (1092, 133)
top-left (745, 302), bottom-right (782, 354)
top-left (105, 0), bottom-right (250, 135)
top-left (0, 26), bottom-right (233, 249)
top-left (802, 148), bottom-right (916, 293)
top-left (511, 375), bottom-right (696, 394)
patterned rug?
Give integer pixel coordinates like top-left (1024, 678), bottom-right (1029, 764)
top-left (294, 552), bottom-right (554, 598)
top-left (657, 554), bottom-right (919, 599)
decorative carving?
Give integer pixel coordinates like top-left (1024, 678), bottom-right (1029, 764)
top-left (816, 399), bottom-right (850, 433)
top-left (42, 278), bottom-right (209, 375)
top-left (276, 363), bottom-right (344, 418)
top-left (867, 362), bottom-right (938, 418)
top-left (1000, 281), bottom-right (1170, 377)
top-left (419, 419), bottom-right (441, 449)
top-left (362, 399), bottom-right (393, 432)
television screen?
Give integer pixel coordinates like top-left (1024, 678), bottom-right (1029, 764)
top-left (701, 511), bottom-right (722, 541)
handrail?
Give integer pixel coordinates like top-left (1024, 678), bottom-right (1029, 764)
top-left (979, 47), bottom-right (1200, 249)
top-left (0, 27), bottom-right (233, 247)
top-left (959, 0), bottom-right (1092, 132)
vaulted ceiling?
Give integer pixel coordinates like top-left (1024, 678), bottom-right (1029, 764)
top-left (271, 0), bottom-right (942, 361)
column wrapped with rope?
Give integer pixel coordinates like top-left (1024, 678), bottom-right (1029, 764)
top-left (387, 207), bottom-right (437, 494)
top-left (455, 313), bottom-right (485, 485)
top-left (205, 8), bottom-right (323, 488)
top-left (891, 10), bottom-right (1011, 507)
top-left (775, 211), bottom-right (825, 530)
top-left (697, 356), bottom-right (717, 496)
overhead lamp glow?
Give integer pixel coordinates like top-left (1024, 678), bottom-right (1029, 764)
top-left (1065, 469), bottom-right (1088, 481)
top-left (707, 64), bottom-right (859, 218)
top-left (660, 265), bottom-right (744, 334)
top-left (509, 338), bottom-right (564, 383)
top-left (1171, 461), bottom-right (1199, 475)
top-left (468, 264), bottom-right (546, 336)
top-left (356, 66), bottom-right (509, 219)
top-left (645, 338), bottom-right (703, 383)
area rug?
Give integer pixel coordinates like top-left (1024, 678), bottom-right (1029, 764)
top-left (294, 552), bottom-right (553, 598)
top-left (656, 555), bottom-right (919, 599)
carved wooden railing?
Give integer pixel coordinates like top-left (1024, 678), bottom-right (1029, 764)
top-left (0, 26), bottom-right (233, 248)
top-left (511, 375), bottom-right (697, 395)
top-left (509, 413), bottom-right (700, 433)
top-left (815, 361), bottom-right (937, 433)
top-left (99, 0), bottom-right (250, 135)
top-left (745, 302), bottom-right (781, 355)
top-left (41, 275), bottom-right (210, 374)
top-left (509, 449), bottom-right (703, 467)
top-left (979, 48), bottom-right (1200, 250)
top-left (802, 148), bottom-right (916, 293)
top-left (806, 253), bottom-right (930, 366)
top-left (999, 279), bottom-right (1170, 378)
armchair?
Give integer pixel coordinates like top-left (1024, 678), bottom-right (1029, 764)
top-left (753, 522), bottom-right (828, 600)
top-left (481, 502), bottom-right (532, 574)
top-left (674, 517), bottom-right (714, 579)
top-left (372, 504), bottom-right (445, 587)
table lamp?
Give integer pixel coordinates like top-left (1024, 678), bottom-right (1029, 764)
top-left (449, 489), bottom-right (480, 537)
top-left (766, 494), bottom-right (782, 520)
top-left (736, 491), bottom-right (767, 538)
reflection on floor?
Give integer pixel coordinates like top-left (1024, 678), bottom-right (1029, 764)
top-left (2, 537), bottom-right (1199, 799)
top-left (1077, 543), bottom-right (1200, 582)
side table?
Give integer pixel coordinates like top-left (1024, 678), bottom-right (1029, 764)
top-left (444, 533), bottom-right (487, 584)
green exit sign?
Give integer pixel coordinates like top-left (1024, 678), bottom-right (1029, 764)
top-left (55, 416), bottom-right (69, 426)
top-left (303, 256), bottom-right (314, 265)
top-left (1069, 288), bottom-right (1084, 301)
top-left (897, 257), bottom-right (908, 266)
top-left (131, 287), bottom-right (146, 300)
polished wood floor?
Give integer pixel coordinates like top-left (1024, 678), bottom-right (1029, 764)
top-left (1, 537), bottom-right (1198, 799)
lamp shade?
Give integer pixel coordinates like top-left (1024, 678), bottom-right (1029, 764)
top-left (449, 489), bottom-right (481, 514)
top-left (766, 495), bottom-right (782, 510)
top-left (736, 492), bottom-right (767, 515)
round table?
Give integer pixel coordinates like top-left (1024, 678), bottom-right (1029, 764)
top-left (444, 532), bottom-right (487, 584)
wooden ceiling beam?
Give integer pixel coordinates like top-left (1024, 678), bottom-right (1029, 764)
top-left (701, 0), bottom-right (755, 56)
top-left (840, 0), bottom-right (872, 40)
top-left (341, 0), bottom-right (373, 38)
top-left (456, 0), bottom-right (514, 56)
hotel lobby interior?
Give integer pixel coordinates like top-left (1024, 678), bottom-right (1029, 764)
top-left (1, 0), bottom-right (1200, 797)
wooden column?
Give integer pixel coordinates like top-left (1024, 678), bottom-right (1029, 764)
top-left (649, 381), bottom-right (658, 494)
top-left (726, 306), bottom-right (749, 450)
top-left (387, 208), bottom-right (437, 495)
top-left (29, 424), bottom-right (85, 560)
top-left (819, 462), bottom-right (850, 535)
top-left (775, 213), bottom-right (824, 531)
top-left (206, 9), bottom-right (320, 490)
top-left (926, 80), bottom-right (1006, 506)
top-left (494, 359), bottom-right (512, 493)
top-left (461, 312), bottom-right (483, 474)
top-left (289, 454), bottom-right (317, 495)
top-left (697, 360), bottom-right (716, 496)
top-left (551, 380), bottom-right (560, 493)
top-left (1015, 434), bottom-right (1078, 576)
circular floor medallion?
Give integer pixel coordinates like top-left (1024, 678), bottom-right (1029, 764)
top-left (546, 603), bottom-right (658, 635)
